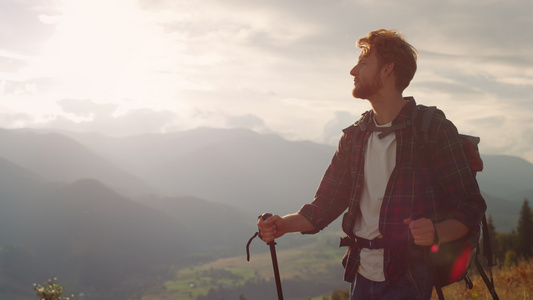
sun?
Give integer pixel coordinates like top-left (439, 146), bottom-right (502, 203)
top-left (35, 0), bottom-right (161, 104)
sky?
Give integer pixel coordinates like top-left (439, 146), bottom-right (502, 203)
top-left (1, 0), bottom-right (533, 162)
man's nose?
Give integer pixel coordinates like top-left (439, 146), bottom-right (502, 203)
top-left (350, 66), bottom-right (358, 76)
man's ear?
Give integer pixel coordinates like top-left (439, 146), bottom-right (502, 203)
top-left (382, 62), bottom-right (395, 77)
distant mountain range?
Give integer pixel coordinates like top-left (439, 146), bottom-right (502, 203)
top-left (0, 127), bottom-right (531, 298)
top-left (0, 129), bottom-right (153, 196)
top-left (57, 127), bottom-right (533, 228)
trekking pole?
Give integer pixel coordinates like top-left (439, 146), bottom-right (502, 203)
top-left (246, 213), bottom-right (284, 300)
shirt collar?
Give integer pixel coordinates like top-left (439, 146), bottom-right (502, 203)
top-left (343, 97), bottom-right (417, 134)
top-left (362, 96), bottom-right (416, 127)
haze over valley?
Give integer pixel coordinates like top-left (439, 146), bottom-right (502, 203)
top-left (0, 127), bottom-right (531, 299)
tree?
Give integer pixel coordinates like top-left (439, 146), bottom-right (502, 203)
top-left (487, 215), bottom-right (497, 243)
top-left (483, 215), bottom-right (498, 264)
top-left (516, 199), bottom-right (533, 259)
top-left (503, 250), bottom-right (518, 268)
top-left (494, 231), bottom-right (516, 264)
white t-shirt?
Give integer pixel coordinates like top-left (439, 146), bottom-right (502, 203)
top-left (353, 120), bottom-right (397, 282)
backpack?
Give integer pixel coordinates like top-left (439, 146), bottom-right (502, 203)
top-left (412, 104), bottom-right (499, 300)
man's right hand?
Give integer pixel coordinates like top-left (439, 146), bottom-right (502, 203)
top-left (257, 214), bottom-right (286, 243)
top-left (257, 212), bottom-right (315, 243)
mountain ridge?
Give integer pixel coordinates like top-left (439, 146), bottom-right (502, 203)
top-left (0, 127), bottom-right (530, 298)
top-left (0, 128), bottom-right (154, 197)
top-left (17, 127), bottom-right (533, 227)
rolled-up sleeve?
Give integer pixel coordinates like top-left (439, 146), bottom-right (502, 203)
top-left (298, 132), bottom-right (353, 234)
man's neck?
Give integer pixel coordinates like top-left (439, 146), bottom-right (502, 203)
top-left (369, 94), bottom-right (407, 125)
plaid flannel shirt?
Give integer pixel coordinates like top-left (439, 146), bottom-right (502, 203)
top-left (298, 98), bottom-right (487, 283)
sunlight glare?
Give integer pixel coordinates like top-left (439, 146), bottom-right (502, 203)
top-left (37, 0), bottom-right (157, 99)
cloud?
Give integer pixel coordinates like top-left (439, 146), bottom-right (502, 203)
top-left (45, 99), bottom-right (178, 136)
top-left (0, 55), bottom-right (27, 73)
top-left (0, 108), bottom-right (33, 128)
top-left (322, 111), bottom-right (359, 145)
top-left (466, 116), bottom-right (507, 129)
top-left (226, 114), bottom-right (266, 130)
top-left (0, 0), bottom-right (60, 55)
top-left (57, 99), bottom-right (117, 118)
top-left (415, 81), bottom-right (480, 96)
top-left (1, 0), bottom-right (533, 163)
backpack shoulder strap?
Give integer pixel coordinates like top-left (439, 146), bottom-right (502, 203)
top-left (412, 104), bottom-right (445, 143)
top-left (343, 110), bottom-right (372, 134)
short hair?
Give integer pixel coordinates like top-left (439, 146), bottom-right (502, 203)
top-left (357, 29), bottom-right (418, 92)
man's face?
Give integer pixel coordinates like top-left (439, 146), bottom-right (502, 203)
top-left (350, 51), bottom-right (383, 100)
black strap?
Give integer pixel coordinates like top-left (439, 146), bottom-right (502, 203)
top-left (420, 106), bottom-right (436, 133)
top-left (339, 236), bottom-right (405, 250)
top-left (464, 274), bottom-right (474, 289)
top-left (246, 232), bottom-right (259, 262)
top-left (474, 254), bottom-right (500, 300)
top-left (481, 215), bottom-right (494, 267)
top-left (477, 214), bottom-right (499, 299)
top-left (432, 267), bottom-right (445, 300)
top-left (363, 120), bottom-right (412, 139)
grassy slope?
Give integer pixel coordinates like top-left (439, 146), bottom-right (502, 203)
top-left (142, 231), bottom-right (533, 300)
top-left (434, 259), bottom-right (532, 300)
top-left (145, 232), bottom-right (347, 300)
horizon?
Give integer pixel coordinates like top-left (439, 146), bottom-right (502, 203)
top-left (1, 0), bottom-right (532, 163)
top-left (3, 122), bottom-right (533, 166)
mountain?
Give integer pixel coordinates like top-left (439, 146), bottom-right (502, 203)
top-left (477, 154), bottom-right (533, 199)
top-left (0, 152), bottom-right (255, 298)
top-left (1, 126), bottom-right (531, 298)
top-left (482, 193), bottom-right (523, 232)
top-left (136, 194), bottom-right (256, 258)
top-left (0, 155), bottom-right (44, 197)
top-left (0, 156), bottom-right (49, 246)
top-left (57, 128), bottom-right (334, 216)
top-left (0, 158), bottom-right (190, 298)
top-left (60, 128), bottom-right (533, 216)
top-left (0, 129), bottom-right (153, 197)
top-left (508, 189), bottom-right (533, 203)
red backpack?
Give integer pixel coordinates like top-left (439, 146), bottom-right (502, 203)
top-left (413, 104), bottom-right (498, 300)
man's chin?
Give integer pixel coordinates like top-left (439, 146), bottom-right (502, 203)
top-left (352, 88), bottom-right (358, 98)
top-left (352, 88), bottom-right (367, 100)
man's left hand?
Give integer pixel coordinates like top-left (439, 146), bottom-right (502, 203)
top-left (403, 217), bottom-right (436, 246)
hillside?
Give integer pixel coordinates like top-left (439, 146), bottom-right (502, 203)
top-left (477, 154), bottom-right (533, 199)
top-left (482, 193), bottom-right (523, 232)
top-left (0, 160), bottom-right (192, 298)
top-left (0, 129), bottom-right (153, 196)
top-left (0, 152), bottom-right (256, 299)
top-left (136, 194), bottom-right (256, 257)
top-left (58, 128), bottom-right (334, 216)
top-left (57, 128), bottom-right (533, 230)
top-left (0, 127), bottom-right (531, 299)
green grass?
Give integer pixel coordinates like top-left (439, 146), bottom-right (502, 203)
top-left (154, 231), bottom-right (347, 300)
top-left (151, 242), bottom-right (533, 300)
top-left (164, 265), bottom-right (260, 300)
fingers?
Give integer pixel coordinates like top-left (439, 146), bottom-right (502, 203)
top-left (257, 214), bottom-right (281, 243)
top-left (403, 217), bottom-right (435, 246)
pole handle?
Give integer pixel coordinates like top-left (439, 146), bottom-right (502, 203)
top-left (258, 213), bottom-right (273, 241)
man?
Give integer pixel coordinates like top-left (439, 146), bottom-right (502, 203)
top-left (257, 29), bottom-right (486, 299)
